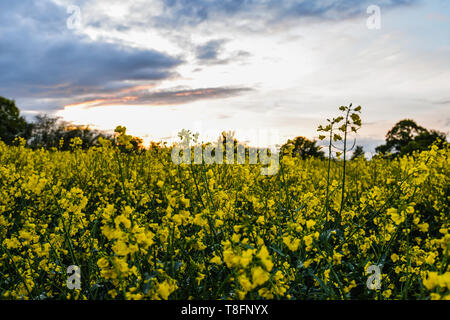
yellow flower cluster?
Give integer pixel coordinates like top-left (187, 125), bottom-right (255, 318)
top-left (0, 139), bottom-right (448, 300)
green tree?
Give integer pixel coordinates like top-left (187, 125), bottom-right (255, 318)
top-left (376, 119), bottom-right (447, 156)
top-left (28, 114), bottom-right (61, 149)
top-left (281, 136), bottom-right (325, 159)
top-left (0, 96), bottom-right (31, 144)
top-left (350, 145), bottom-right (365, 160)
top-left (29, 114), bottom-right (113, 150)
top-left (401, 130), bottom-right (447, 154)
top-left (114, 126), bottom-right (144, 153)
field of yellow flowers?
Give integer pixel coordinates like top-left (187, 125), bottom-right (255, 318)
top-left (0, 134), bottom-right (448, 300)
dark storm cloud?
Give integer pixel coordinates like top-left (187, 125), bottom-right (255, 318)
top-left (0, 0), bottom-right (182, 109)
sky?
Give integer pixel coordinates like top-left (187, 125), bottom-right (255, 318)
top-left (1, 0), bottom-right (449, 153)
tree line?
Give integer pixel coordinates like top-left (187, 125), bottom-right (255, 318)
top-left (0, 96), bottom-right (447, 158)
top-left (0, 96), bottom-right (144, 152)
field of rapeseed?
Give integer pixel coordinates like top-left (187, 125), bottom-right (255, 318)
top-left (0, 127), bottom-right (449, 300)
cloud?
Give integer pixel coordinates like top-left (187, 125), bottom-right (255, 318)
top-left (64, 86), bottom-right (254, 108)
top-left (75, 0), bottom-right (420, 62)
top-left (0, 0), bottom-right (183, 109)
top-left (77, 0), bottom-right (419, 40)
top-left (195, 39), bottom-right (251, 65)
top-left (435, 99), bottom-right (450, 105)
top-left (196, 39), bottom-right (227, 61)
top-left (149, 0), bottom-right (418, 29)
